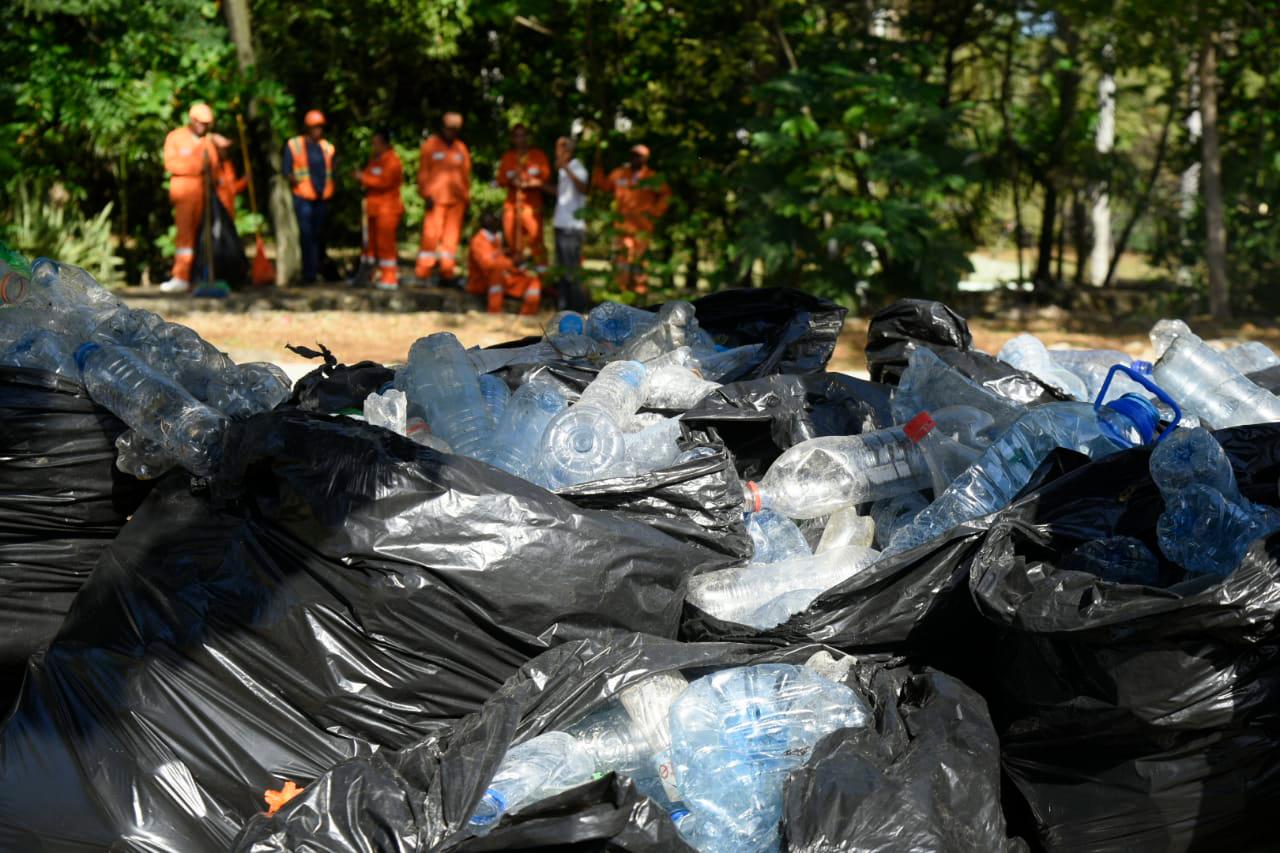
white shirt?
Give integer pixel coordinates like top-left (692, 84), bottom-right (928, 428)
top-left (553, 158), bottom-right (588, 231)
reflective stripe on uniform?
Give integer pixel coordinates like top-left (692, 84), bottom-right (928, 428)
top-left (418, 250), bottom-right (437, 259)
top-left (438, 251), bottom-right (455, 259)
top-left (378, 260), bottom-right (397, 267)
top-left (175, 247), bottom-right (195, 256)
top-left (488, 285), bottom-right (504, 295)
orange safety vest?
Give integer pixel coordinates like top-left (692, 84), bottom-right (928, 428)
top-left (286, 136), bottom-right (335, 201)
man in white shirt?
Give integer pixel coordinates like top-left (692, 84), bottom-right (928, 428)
top-left (552, 136), bottom-right (590, 311)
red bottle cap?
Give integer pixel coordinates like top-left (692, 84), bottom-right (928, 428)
top-left (746, 480), bottom-right (762, 513)
top-left (903, 412), bottom-right (936, 443)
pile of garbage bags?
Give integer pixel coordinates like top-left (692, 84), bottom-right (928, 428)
top-left (1, 247), bottom-right (1279, 851)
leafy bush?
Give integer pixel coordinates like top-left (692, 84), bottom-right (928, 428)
top-left (2, 180), bottom-right (123, 285)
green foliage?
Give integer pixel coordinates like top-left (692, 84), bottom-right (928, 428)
top-left (2, 180), bottom-right (123, 285)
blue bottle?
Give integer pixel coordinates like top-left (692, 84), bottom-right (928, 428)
top-left (1158, 485), bottom-right (1280, 577)
top-left (1066, 536), bottom-right (1160, 585)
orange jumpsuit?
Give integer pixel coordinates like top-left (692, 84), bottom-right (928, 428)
top-left (497, 147), bottom-right (550, 266)
top-left (593, 164), bottom-right (671, 292)
top-left (416, 134), bottom-right (471, 279)
top-left (466, 228), bottom-right (540, 314)
top-left (215, 160), bottom-right (248, 218)
top-left (164, 127), bottom-right (219, 283)
top-left (358, 149), bottom-right (405, 287)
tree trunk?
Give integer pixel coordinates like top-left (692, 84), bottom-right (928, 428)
top-left (1102, 90), bottom-right (1175, 289)
top-left (1055, 194), bottom-right (1066, 286)
top-left (1072, 189), bottom-right (1087, 287)
top-left (1035, 180), bottom-right (1057, 286)
top-left (1199, 32), bottom-right (1230, 320)
top-left (685, 235), bottom-right (699, 293)
top-left (222, 0), bottom-right (299, 285)
top-left (1089, 70), bottom-right (1115, 286)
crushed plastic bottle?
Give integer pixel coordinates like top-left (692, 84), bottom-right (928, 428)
top-left (889, 394), bottom-right (1163, 555)
top-left (618, 302), bottom-right (710, 362)
top-left (207, 362), bottom-right (291, 419)
top-left (541, 361), bottom-right (648, 488)
top-left (487, 379), bottom-right (569, 484)
top-left (669, 665), bottom-right (870, 853)
top-left (0, 329), bottom-right (78, 377)
top-left (998, 333), bottom-right (1089, 400)
top-left (892, 347), bottom-right (1025, 433)
top-left (1149, 426), bottom-right (1243, 505)
top-left (742, 588), bottom-right (827, 630)
top-left (586, 302), bottom-right (659, 345)
top-left (903, 411), bottom-right (982, 496)
top-left (675, 445), bottom-right (718, 465)
top-left (1158, 484), bottom-right (1280, 577)
top-left (1048, 348), bottom-right (1144, 403)
top-left (1152, 334), bottom-right (1280, 429)
top-left (619, 671), bottom-right (690, 801)
top-left (363, 388), bottom-right (409, 435)
top-left (404, 332), bottom-right (493, 459)
top-left (746, 407), bottom-right (985, 520)
top-left (468, 732), bottom-right (597, 832)
top-left (564, 703), bottom-right (654, 778)
top-left (1065, 536), bottom-right (1160, 585)
top-left (870, 492), bottom-right (929, 548)
top-left (696, 343), bottom-right (766, 383)
top-left (141, 322), bottom-right (236, 402)
top-left (686, 544), bottom-right (880, 626)
top-left (1223, 341), bottom-right (1280, 375)
top-left (479, 373), bottom-right (511, 426)
top-left (815, 505), bottom-right (876, 553)
top-left (745, 509), bottom-right (811, 564)
top-left (19, 258), bottom-right (123, 313)
top-left (622, 415), bottom-right (684, 472)
top-left (644, 364), bottom-right (718, 409)
top-left (114, 430), bottom-right (175, 480)
top-left (75, 342), bottom-right (227, 477)
top-left (1149, 318), bottom-right (1194, 359)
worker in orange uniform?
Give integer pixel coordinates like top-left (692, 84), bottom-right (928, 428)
top-left (355, 129), bottom-right (404, 291)
top-left (212, 136), bottom-right (248, 221)
top-left (415, 112), bottom-right (471, 284)
top-left (161, 103), bottom-right (224, 293)
top-left (592, 143), bottom-right (671, 294)
top-left (467, 210), bottom-right (541, 314)
top-left (283, 110), bottom-right (336, 283)
top-left (496, 123), bottom-right (550, 269)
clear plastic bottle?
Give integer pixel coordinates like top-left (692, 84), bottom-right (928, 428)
top-left (675, 445), bottom-right (718, 465)
top-left (891, 347), bottom-right (1025, 432)
top-left (644, 364), bottom-right (718, 409)
top-left (479, 373), bottom-right (511, 426)
top-left (888, 396), bottom-right (1161, 554)
top-left (815, 506), bottom-right (876, 553)
top-left (404, 332), bottom-right (493, 459)
top-left (696, 343), bottom-right (766, 383)
top-left (623, 415), bottom-right (684, 473)
top-left (1065, 536), bottom-right (1160, 585)
top-left (1149, 426), bottom-right (1243, 505)
top-left (90, 306), bottom-right (163, 350)
top-left (207, 362), bottom-right (291, 419)
top-left (669, 665), bottom-right (870, 853)
top-left (75, 343), bottom-right (227, 476)
top-left (1149, 318), bottom-right (1194, 358)
top-left (487, 379), bottom-right (569, 483)
top-left (0, 329), bottom-right (78, 377)
top-left (468, 732), bottom-right (598, 832)
top-left (618, 302), bottom-right (702, 362)
top-left (1157, 484), bottom-right (1280, 577)
top-left (745, 509), bottom-right (812, 564)
top-left (586, 302), bottom-right (658, 345)
top-left (16, 258), bottom-right (123, 313)
top-left (141, 322), bottom-right (237, 402)
top-left (114, 430), bottom-right (175, 480)
top-left (564, 704), bottom-right (654, 778)
top-left (363, 388), bottom-right (409, 435)
top-left (870, 492), bottom-right (929, 548)
top-left (746, 407), bottom-right (984, 520)
top-left (619, 671), bottom-right (690, 801)
top-left (998, 333), bottom-right (1089, 400)
top-left (686, 544), bottom-right (880, 625)
top-left (541, 361), bottom-right (649, 488)
top-left (1047, 349), bottom-right (1142, 403)
top-left (1224, 341), bottom-right (1280, 375)
top-left (1152, 334), bottom-right (1280, 429)
top-left (742, 588), bottom-right (828, 630)
top-left (903, 411), bottom-right (982, 495)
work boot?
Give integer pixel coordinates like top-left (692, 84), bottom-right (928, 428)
top-left (159, 278), bottom-right (189, 294)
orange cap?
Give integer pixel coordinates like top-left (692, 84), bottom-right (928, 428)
top-left (631, 143), bottom-right (651, 159)
top-left (188, 103), bottom-right (214, 124)
top-left (443, 112), bottom-right (463, 129)
top-left (304, 109), bottom-right (326, 128)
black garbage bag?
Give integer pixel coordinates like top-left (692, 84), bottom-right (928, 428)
top-left (0, 367), bottom-right (152, 703)
top-left (234, 634), bottom-right (1018, 852)
top-left (681, 372), bottom-right (893, 480)
top-left (688, 287), bottom-right (847, 378)
top-left (967, 424), bottom-right (1280, 851)
top-left (0, 411), bottom-right (725, 851)
top-left (286, 342), bottom-right (395, 413)
top-left (865, 298), bottom-right (1065, 405)
top-left (1246, 362), bottom-right (1280, 394)
top-left (194, 196), bottom-right (249, 289)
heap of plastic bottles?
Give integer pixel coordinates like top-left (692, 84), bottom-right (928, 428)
top-left (0, 255), bottom-right (290, 477)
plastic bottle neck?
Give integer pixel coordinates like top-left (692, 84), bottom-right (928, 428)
top-left (1100, 393), bottom-right (1160, 446)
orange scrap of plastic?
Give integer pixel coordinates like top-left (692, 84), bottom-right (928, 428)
top-left (263, 780), bottom-right (304, 816)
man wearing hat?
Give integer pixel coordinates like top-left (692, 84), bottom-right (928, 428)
top-left (415, 111), bottom-right (471, 284)
top-left (283, 110), bottom-right (336, 283)
top-left (592, 143), bottom-right (671, 294)
top-left (161, 103), bottom-right (227, 292)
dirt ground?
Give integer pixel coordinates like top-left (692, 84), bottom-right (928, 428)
top-left (172, 305), bottom-right (1280, 378)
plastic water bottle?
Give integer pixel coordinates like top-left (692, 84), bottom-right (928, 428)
top-left (541, 361), bottom-right (648, 488)
top-left (998, 333), bottom-right (1089, 400)
top-left (891, 347), bottom-right (1025, 433)
top-left (363, 388), bottom-right (409, 435)
top-left (618, 302), bottom-right (706, 362)
top-left (619, 671), bottom-right (690, 801)
top-left (141, 322), bottom-right (236, 402)
top-left (696, 343), bottom-right (766, 383)
top-left (586, 302), bottom-right (658, 345)
top-left (487, 379), bottom-right (569, 483)
top-left (669, 665), bottom-right (870, 853)
top-left (479, 373), bottom-right (511, 426)
top-left (547, 310), bottom-right (586, 338)
top-left (1152, 334), bottom-right (1280, 429)
top-left (1224, 341), bottom-right (1280, 374)
top-left (622, 415), bottom-right (684, 472)
top-left (114, 430), bottom-right (175, 480)
top-left (644, 364), bottom-right (718, 409)
top-left (207, 362), bottom-right (291, 419)
top-left (675, 445), bottom-right (718, 465)
top-left (18, 258), bottom-right (123, 312)
top-left (870, 492), bottom-right (929, 548)
top-left (565, 704), bottom-right (654, 778)
top-left (469, 337), bottom-right (603, 374)
top-left (743, 588), bottom-right (828, 630)
top-left (75, 343), bottom-right (227, 476)
top-left (90, 306), bottom-right (163, 350)
top-left (1157, 485), bottom-right (1280, 577)
top-left (686, 544), bottom-right (880, 626)
top-left (815, 506), bottom-right (875, 553)
top-left (1150, 318), bottom-right (1194, 358)
top-left (404, 333), bottom-right (493, 459)
top-left (745, 407), bottom-right (986, 520)
top-left (902, 411), bottom-right (983, 495)
top-left (1149, 426), bottom-right (1243, 506)
top-left (889, 393), bottom-right (1164, 555)
top-left (745, 509), bottom-right (811, 564)
top-left (0, 252), bottom-right (31, 308)
top-left (0, 329), bottom-right (78, 377)
top-left (468, 732), bottom-right (597, 831)
top-left (1066, 536), bottom-right (1160, 585)
top-left (1048, 349), bottom-right (1144, 403)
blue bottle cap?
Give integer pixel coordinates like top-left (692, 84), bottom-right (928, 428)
top-left (559, 314), bottom-right (584, 335)
top-left (73, 342), bottom-right (101, 370)
top-left (669, 808), bottom-right (690, 824)
top-left (1102, 392), bottom-right (1159, 446)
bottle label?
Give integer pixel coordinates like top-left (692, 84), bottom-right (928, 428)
top-left (654, 749), bottom-right (681, 801)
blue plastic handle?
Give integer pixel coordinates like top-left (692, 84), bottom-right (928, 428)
top-left (1094, 363), bottom-right (1181, 443)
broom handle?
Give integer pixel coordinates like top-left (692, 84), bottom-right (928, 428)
top-left (235, 114), bottom-right (261, 223)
